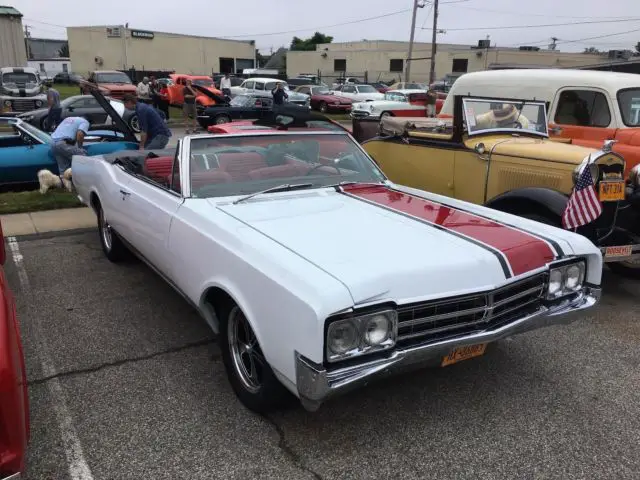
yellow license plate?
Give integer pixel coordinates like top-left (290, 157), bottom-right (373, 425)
top-left (599, 181), bottom-right (625, 202)
top-left (442, 343), bottom-right (487, 367)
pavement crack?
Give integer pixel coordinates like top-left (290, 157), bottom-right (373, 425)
top-left (262, 414), bottom-right (324, 480)
top-left (28, 338), bottom-right (217, 385)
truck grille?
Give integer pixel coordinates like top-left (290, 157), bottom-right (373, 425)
top-left (10, 99), bottom-right (39, 112)
top-left (396, 273), bottom-right (547, 347)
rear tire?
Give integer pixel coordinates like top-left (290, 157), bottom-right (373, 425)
top-left (96, 202), bottom-right (130, 262)
top-left (215, 115), bottom-right (231, 125)
top-left (319, 102), bottom-right (328, 113)
top-left (218, 303), bottom-right (292, 413)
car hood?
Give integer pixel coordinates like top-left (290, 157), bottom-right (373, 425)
top-left (215, 184), bottom-right (562, 304)
top-left (97, 83), bottom-right (137, 91)
top-left (353, 100), bottom-right (422, 110)
top-left (286, 91), bottom-right (309, 101)
top-left (17, 107), bottom-right (48, 118)
top-left (463, 135), bottom-right (595, 164)
top-left (86, 88), bottom-right (138, 142)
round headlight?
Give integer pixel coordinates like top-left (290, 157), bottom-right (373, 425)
top-left (629, 164), bottom-right (640, 187)
top-left (328, 321), bottom-right (358, 355)
top-left (35, 100), bottom-right (43, 107)
top-left (3, 100), bottom-right (11, 107)
top-left (565, 264), bottom-right (584, 291)
top-left (548, 269), bottom-right (563, 296)
top-left (364, 314), bottom-right (391, 346)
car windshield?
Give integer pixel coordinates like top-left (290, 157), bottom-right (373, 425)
top-left (618, 89), bottom-right (640, 127)
top-left (230, 95), bottom-right (252, 107)
top-left (2, 72), bottom-right (38, 86)
top-left (95, 72), bottom-right (131, 84)
top-left (20, 121), bottom-right (52, 144)
top-left (357, 85), bottom-right (377, 93)
top-left (405, 83), bottom-right (426, 90)
top-left (385, 92), bottom-right (407, 102)
top-left (188, 133), bottom-right (385, 198)
top-left (463, 98), bottom-right (549, 136)
top-left (192, 79), bottom-right (214, 87)
top-left (311, 87), bottom-right (331, 95)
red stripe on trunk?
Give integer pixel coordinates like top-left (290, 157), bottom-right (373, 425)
top-left (342, 184), bottom-right (555, 277)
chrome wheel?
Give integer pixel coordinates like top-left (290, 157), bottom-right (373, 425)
top-left (100, 209), bottom-right (112, 251)
top-left (319, 102), bottom-right (327, 113)
top-left (129, 115), bottom-right (140, 133)
top-left (215, 115), bottom-right (230, 124)
top-left (228, 306), bottom-right (264, 394)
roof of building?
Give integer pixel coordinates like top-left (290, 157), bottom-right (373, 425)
top-left (0, 5), bottom-right (22, 16)
top-left (67, 25), bottom-right (255, 45)
top-left (264, 48), bottom-right (287, 70)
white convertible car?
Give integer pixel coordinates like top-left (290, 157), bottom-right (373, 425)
top-left (71, 114), bottom-right (602, 413)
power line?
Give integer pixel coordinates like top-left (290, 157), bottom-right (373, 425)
top-left (27, 9), bottom-right (413, 39)
top-left (441, 4), bottom-right (635, 20)
top-left (421, 17), bottom-right (640, 31)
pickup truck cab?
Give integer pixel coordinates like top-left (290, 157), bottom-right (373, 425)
top-left (80, 70), bottom-right (137, 100)
top-left (440, 69), bottom-right (640, 174)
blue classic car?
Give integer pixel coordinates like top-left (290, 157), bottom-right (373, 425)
top-left (0, 114), bottom-right (138, 188)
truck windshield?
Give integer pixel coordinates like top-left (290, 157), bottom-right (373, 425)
top-left (95, 72), bottom-right (132, 84)
top-left (618, 89), bottom-right (640, 127)
top-left (2, 72), bottom-right (38, 86)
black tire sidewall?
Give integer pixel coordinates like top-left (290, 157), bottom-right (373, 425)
top-left (319, 102), bottom-right (327, 113)
top-left (97, 204), bottom-right (129, 262)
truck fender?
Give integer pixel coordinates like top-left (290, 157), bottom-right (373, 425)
top-left (485, 187), bottom-right (569, 221)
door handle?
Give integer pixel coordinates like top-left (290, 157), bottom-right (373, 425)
top-left (119, 189), bottom-right (131, 196)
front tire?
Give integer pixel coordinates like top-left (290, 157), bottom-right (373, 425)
top-left (215, 114), bottom-right (231, 124)
top-left (219, 304), bottom-right (291, 413)
top-left (129, 114), bottom-right (140, 133)
top-left (319, 102), bottom-right (328, 113)
top-left (96, 203), bottom-right (130, 262)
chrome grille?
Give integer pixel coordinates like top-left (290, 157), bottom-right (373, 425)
top-left (10, 99), bottom-right (39, 112)
top-left (397, 273), bottom-right (546, 346)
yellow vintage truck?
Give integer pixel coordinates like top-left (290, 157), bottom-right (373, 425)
top-left (352, 94), bottom-right (640, 277)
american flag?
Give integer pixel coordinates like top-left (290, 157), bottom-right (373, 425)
top-left (562, 165), bottom-right (602, 229)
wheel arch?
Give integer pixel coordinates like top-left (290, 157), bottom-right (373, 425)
top-left (199, 282), bottom-right (258, 338)
top-left (485, 187), bottom-right (569, 221)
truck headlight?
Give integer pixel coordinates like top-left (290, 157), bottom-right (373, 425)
top-left (629, 164), bottom-right (640, 187)
top-left (35, 100), bottom-right (43, 107)
top-left (326, 309), bottom-right (397, 363)
top-left (3, 100), bottom-right (10, 107)
top-left (546, 261), bottom-right (586, 300)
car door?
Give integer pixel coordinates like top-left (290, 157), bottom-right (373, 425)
top-left (253, 96), bottom-right (273, 118)
top-left (239, 80), bottom-right (254, 96)
top-left (167, 77), bottom-right (184, 106)
top-left (0, 122), bottom-right (53, 185)
top-left (66, 97), bottom-right (105, 124)
top-left (253, 81), bottom-right (266, 96)
top-left (548, 87), bottom-right (617, 148)
top-left (117, 152), bottom-right (183, 276)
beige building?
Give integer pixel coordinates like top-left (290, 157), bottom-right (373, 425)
top-left (67, 25), bottom-right (256, 76)
top-left (287, 40), bottom-right (609, 83)
top-left (0, 6), bottom-right (27, 67)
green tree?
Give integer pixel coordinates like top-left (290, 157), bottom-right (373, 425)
top-left (58, 43), bottom-right (70, 57)
top-left (583, 46), bottom-right (601, 54)
top-left (290, 32), bottom-right (333, 51)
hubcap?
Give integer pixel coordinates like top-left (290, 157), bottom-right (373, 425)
top-left (130, 115), bottom-right (140, 132)
top-left (216, 116), bottom-right (229, 124)
top-left (228, 306), bottom-right (264, 393)
top-left (100, 210), bottom-right (112, 251)
top-left (320, 103), bottom-right (327, 112)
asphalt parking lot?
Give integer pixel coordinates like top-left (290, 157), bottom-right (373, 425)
top-left (4, 229), bottom-right (640, 480)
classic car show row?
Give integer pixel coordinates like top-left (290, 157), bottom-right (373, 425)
top-left (1, 67), bottom-right (640, 479)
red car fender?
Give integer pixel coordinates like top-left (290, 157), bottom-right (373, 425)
top-left (0, 220), bottom-right (29, 478)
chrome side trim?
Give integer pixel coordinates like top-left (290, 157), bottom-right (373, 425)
top-left (2, 472), bottom-right (22, 480)
top-left (295, 285), bottom-right (600, 412)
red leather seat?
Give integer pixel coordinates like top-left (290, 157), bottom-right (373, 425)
top-left (144, 156), bottom-right (174, 180)
top-left (191, 170), bottom-right (233, 189)
top-left (217, 152), bottom-right (266, 181)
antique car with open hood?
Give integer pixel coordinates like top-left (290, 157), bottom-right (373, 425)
top-left (352, 95), bottom-right (640, 277)
top-left (70, 110), bottom-right (602, 413)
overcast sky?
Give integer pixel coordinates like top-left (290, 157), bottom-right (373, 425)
top-left (12, 0), bottom-right (640, 53)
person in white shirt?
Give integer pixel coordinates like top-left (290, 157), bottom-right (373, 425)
top-left (220, 73), bottom-right (232, 98)
top-left (136, 77), bottom-right (151, 103)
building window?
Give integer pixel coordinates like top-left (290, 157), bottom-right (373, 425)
top-left (39, 63), bottom-right (45, 72)
top-left (554, 90), bottom-right (612, 127)
top-left (62, 64), bottom-right (68, 73)
top-left (334, 59), bottom-right (346, 72)
top-left (389, 59), bottom-right (404, 72)
top-left (451, 59), bottom-right (468, 73)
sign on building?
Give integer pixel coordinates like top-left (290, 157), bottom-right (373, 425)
top-left (131, 30), bottom-right (154, 40)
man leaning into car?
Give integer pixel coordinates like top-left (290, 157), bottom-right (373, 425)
top-left (50, 117), bottom-right (89, 175)
top-left (123, 94), bottom-right (172, 150)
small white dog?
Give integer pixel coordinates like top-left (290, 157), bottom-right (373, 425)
top-left (37, 168), bottom-right (73, 194)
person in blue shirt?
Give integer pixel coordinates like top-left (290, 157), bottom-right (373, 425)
top-left (123, 94), bottom-right (172, 150)
top-left (50, 116), bottom-right (90, 175)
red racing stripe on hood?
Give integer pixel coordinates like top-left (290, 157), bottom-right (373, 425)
top-left (341, 184), bottom-right (556, 278)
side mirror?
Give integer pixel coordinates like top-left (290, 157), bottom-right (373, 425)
top-left (474, 143), bottom-right (486, 155)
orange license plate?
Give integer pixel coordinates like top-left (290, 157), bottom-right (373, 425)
top-left (599, 181), bottom-right (625, 202)
top-left (441, 343), bottom-right (487, 367)
top-left (605, 245), bottom-right (632, 258)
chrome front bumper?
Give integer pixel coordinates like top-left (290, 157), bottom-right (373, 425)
top-left (295, 286), bottom-right (601, 411)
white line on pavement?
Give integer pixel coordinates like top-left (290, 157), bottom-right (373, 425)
top-left (7, 237), bottom-right (95, 480)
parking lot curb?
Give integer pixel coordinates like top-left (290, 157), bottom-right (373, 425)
top-left (1, 207), bottom-right (96, 237)
top-left (6, 227), bottom-right (95, 241)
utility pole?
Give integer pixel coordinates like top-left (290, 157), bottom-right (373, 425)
top-left (428, 0), bottom-right (439, 85)
top-left (405, 0), bottom-right (424, 82)
top-left (24, 25), bottom-right (31, 38)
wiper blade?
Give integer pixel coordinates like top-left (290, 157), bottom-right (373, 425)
top-left (233, 183), bottom-right (313, 205)
top-left (326, 181), bottom-right (385, 190)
